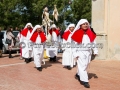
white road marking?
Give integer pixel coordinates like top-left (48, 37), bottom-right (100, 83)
top-left (0, 62), bottom-right (25, 68)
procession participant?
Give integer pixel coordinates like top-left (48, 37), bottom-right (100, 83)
top-left (20, 23), bottom-right (33, 63)
top-left (71, 19), bottom-right (98, 88)
top-left (46, 24), bottom-right (60, 62)
top-left (30, 25), bottom-right (46, 71)
top-left (17, 27), bottom-right (24, 60)
top-left (6, 27), bottom-right (15, 58)
top-left (62, 24), bottom-right (76, 70)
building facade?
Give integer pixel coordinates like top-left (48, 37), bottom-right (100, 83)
top-left (92, 0), bottom-right (120, 60)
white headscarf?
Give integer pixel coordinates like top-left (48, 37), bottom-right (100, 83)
top-left (24, 23), bottom-right (33, 29)
top-left (29, 25), bottom-right (42, 39)
top-left (64, 24), bottom-right (75, 32)
top-left (72, 19), bottom-right (90, 34)
top-left (50, 24), bottom-right (57, 29)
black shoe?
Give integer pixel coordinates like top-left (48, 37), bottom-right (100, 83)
top-left (49, 58), bottom-right (53, 62)
top-left (9, 55), bottom-right (13, 58)
top-left (83, 82), bottom-right (90, 88)
top-left (67, 66), bottom-right (71, 70)
top-left (9, 51), bottom-right (13, 58)
top-left (29, 58), bottom-right (32, 62)
top-left (75, 74), bottom-right (84, 85)
top-left (75, 74), bottom-right (80, 81)
top-left (36, 67), bottom-right (42, 71)
top-left (9, 54), bottom-right (13, 58)
top-left (25, 58), bottom-right (30, 63)
top-left (53, 56), bottom-right (56, 62)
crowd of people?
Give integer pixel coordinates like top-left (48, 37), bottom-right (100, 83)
top-left (0, 19), bottom-right (98, 88)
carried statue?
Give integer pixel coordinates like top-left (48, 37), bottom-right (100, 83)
top-left (42, 7), bottom-right (53, 35)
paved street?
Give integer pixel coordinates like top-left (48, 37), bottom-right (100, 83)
top-left (0, 53), bottom-right (120, 90)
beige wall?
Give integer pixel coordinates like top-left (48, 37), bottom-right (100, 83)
top-left (108, 0), bottom-right (120, 59)
top-left (92, 0), bottom-right (120, 60)
top-left (92, 0), bottom-right (105, 34)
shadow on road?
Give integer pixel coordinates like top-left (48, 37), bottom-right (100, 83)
top-left (88, 73), bottom-right (98, 80)
top-left (42, 61), bottom-right (52, 69)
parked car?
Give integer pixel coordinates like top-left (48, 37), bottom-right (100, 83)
top-left (1, 30), bottom-right (20, 53)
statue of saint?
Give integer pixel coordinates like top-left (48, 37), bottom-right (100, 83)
top-left (42, 7), bottom-right (53, 35)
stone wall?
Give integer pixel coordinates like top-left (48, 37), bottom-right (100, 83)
top-left (95, 34), bottom-right (107, 60)
top-left (92, 0), bottom-right (120, 60)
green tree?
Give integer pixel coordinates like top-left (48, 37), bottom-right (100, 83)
top-left (0, 0), bottom-right (22, 28)
top-left (0, 0), bottom-right (91, 29)
top-left (70, 0), bottom-right (91, 24)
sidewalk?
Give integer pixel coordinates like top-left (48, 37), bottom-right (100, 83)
top-left (0, 53), bottom-right (120, 90)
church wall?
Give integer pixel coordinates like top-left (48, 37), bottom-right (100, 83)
top-left (92, 0), bottom-right (120, 60)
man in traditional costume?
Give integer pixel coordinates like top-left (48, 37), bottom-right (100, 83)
top-left (20, 23), bottom-right (33, 63)
top-left (62, 24), bottom-right (76, 70)
top-left (71, 19), bottom-right (98, 88)
top-left (46, 24), bottom-right (60, 62)
top-left (30, 25), bottom-right (46, 71)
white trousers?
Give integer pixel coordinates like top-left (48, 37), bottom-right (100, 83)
top-left (33, 47), bottom-right (44, 68)
top-left (62, 49), bottom-right (76, 67)
top-left (77, 50), bottom-right (92, 82)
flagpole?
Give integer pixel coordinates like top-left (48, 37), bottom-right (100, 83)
top-left (53, 14), bottom-right (54, 24)
top-left (53, 4), bottom-right (56, 24)
top-left (63, 0), bottom-right (65, 27)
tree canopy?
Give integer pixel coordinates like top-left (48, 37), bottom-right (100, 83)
top-left (0, 0), bottom-right (91, 30)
